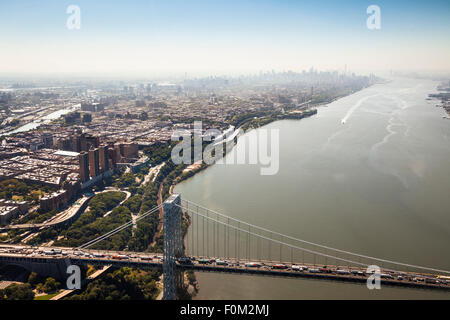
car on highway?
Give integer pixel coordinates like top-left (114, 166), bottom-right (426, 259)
top-left (291, 265), bottom-right (305, 271)
top-left (178, 257), bottom-right (193, 264)
top-left (112, 255), bottom-right (130, 260)
top-left (272, 264), bottom-right (288, 270)
top-left (216, 259), bottom-right (228, 266)
top-left (245, 262), bottom-right (262, 268)
top-left (140, 256), bottom-right (152, 261)
top-left (197, 258), bottom-right (211, 264)
top-left (336, 269), bottom-right (351, 275)
top-left (319, 267), bottom-right (332, 273)
top-left (425, 278), bottom-right (439, 284)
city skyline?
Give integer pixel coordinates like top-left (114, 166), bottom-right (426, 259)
top-left (1, 0), bottom-right (450, 76)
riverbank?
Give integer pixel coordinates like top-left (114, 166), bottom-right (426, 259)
top-left (163, 84), bottom-right (378, 298)
top-left (174, 77), bottom-right (450, 300)
top-left (168, 83), bottom-right (376, 195)
top-left (165, 82), bottom-right (379, 220)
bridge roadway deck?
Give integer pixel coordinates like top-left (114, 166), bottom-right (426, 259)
top-left (1, 245), bottom-right (449, 292)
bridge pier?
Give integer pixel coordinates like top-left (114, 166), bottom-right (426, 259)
top-left (162, 194), bottom-right (184, 300)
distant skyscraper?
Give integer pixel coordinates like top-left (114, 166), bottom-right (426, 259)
top-left (80, 133), bottom-right (99, 152)
top-left (122, 142), bottom-right (139, 160)
top-left (41, 133), bottom-right (53, 148)
top-left (108, 147), bottom-right (117, 168)
top-left (82, 113), bottom-right (92, 123)
top-left (78, 152), bottom-right (90, 182)
top-left (89, 148), bottom-right (100, 177)
top-left (99, 145), bottom-right (109, 172)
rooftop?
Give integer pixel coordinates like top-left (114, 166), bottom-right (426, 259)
top-left (53, 150), bottom-right (80, 157)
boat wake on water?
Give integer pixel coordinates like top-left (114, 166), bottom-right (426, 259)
top-left (340, 94), bottom-right (379, 124)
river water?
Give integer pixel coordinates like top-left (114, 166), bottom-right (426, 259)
top-left (3, 104), bottom-right (80, 136)
top-left (175, 78), bottom-right (450, 299)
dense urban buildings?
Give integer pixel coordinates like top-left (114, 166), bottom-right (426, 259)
top-left (0, 71), bottom-right (376, 219)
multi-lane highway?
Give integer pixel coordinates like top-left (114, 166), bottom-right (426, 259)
top-left (0, 187), bottom-right (129, 232)
top-left (0, 196), bottom-right (91, 231)
top-left (0, 244), bottom-right (449, 291)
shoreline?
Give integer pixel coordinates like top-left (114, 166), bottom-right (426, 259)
top-left (170, 82), bottom-right (378, 193)
top-left (164, 84), bottom-right (378, 299)
top-left (168, 78), bottom-right (450, 300)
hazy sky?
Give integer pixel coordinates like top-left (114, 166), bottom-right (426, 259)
top-left (1, 0), bottom-right (449, 77)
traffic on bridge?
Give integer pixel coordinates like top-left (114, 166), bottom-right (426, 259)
top-left (1, 194), bottom-right (449, 301)
top-left (1, 244), bottom-right (449, 292)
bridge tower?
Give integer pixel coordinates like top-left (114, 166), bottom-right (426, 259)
top-left (162, 194), bottom-right (183, 300)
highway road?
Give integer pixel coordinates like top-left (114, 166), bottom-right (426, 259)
top-left (0, 244), bottom-right (449, 292)
top-left (0, 196), bottom-right (91, 231)
top-left (0, 188), bottom-right (130, 231)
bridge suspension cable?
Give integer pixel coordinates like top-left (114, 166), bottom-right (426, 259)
top-left (180, 199), bottom-right (450, 275)
top-left (179, 204), bottom-right (449, 281)
top-left (78, 204), bottom-right (162, 249)
top-left (179, 203), bottom-right (378, 268)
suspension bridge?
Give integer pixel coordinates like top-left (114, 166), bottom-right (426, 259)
top-left (1, 194), bottom-right (450, 300)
